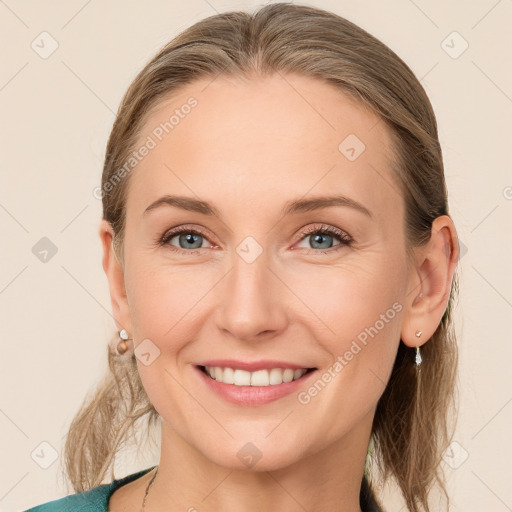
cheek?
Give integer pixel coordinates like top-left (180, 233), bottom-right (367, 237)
top-left (123, 261), bottom-right (216, 418)
top-left (286, 260), bottom-right (405, 385)
top-left (286, 257), bottom-right (404, 333)
top-left (290, 267), bottom-right (404, 434)
top-left (124, 258), bottom-right (220, 343)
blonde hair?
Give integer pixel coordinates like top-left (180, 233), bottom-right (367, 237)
top-left (64, 4), bottom-right (459, 511)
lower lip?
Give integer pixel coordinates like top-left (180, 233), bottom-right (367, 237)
top-left (194, 365), bottom-right (317, 406)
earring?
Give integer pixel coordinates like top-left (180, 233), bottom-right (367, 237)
top-left (415, 346), bottom-right (422, 367)
top-left (414, 330), bottom-right (422, 367)
top-left (117, 329), bottom-right (130, 355)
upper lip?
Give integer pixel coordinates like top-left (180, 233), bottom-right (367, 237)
top-left (196, 359), bottom-right (316, 372)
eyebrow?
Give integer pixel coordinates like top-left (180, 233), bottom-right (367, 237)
top-left (143, 193), bottom-right (372, 219)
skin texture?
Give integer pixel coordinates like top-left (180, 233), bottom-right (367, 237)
top-left (100, 73), bottom-right (459, 512)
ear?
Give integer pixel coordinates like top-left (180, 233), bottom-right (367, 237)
top-left (401, 215), bottom-right (459, 348)
top-left (98, 219), bottom-right (132, 334)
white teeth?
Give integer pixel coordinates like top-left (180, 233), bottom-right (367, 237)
top-left (293, 368), bottom-right (305, 380)
top-left (250, 369), bottom-right (269, 386)
top-left (282, 369), bottom-right (294, 383)
top-left (269, 368), bottom-right (283, 385)
top-left (222, 367), bottom-right (235, 384)
top-left (234, 369), bottom-right (251, 385)
top-left (204, 366), bottom-right (309, 386)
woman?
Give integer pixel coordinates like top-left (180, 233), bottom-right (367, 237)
top-left (25, 3), bottom-right (459, 511)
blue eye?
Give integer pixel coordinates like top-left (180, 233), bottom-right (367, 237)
top-left (295, 224), bottom-right (352, 252)
top-left (160, 228), bottom-right (211, 253)
top-left (158, 223), bottom-right (352, 255)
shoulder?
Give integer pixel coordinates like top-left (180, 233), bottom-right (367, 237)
top-left (22, 467), bottom-right (156, 512)
top-left (22, 483), bottom-right (111, 512)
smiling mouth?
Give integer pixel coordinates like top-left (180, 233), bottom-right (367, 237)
top-left (197, 365), bottom-right (316, 386)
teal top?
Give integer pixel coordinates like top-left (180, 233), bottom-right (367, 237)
top-left (23, 465), bottom-right (383, 511)
top-left (23, 466), bottom-right (156, 512)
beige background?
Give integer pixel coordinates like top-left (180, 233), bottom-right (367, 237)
top-left (1, 1), bottom-right (511, 510)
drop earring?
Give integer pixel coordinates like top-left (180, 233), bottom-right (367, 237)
top-left (414, 330), bottom-right (422, 367)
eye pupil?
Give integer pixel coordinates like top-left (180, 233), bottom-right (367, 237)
top-left (180, 233), bottom-right (202, 249)
top-left (310, 233), bottom-right (333, 249)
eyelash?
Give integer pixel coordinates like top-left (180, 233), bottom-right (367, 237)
top-left (158, 223), bottom-right (353, 255)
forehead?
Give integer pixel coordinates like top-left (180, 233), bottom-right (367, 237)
top-left (126, 73), bottom-right (402, 226)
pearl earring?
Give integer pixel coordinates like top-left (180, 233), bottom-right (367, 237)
top-left (117, 329), bottom-right (130, 355)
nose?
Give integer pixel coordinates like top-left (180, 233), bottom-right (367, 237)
top-left (214, 250), bottom-right (289, 343)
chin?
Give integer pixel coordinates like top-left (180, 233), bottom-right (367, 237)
top-left (200, 436), bottom-right (308, 472)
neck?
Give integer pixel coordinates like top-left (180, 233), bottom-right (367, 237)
top-left (145, 414), bottom-right (375, 512)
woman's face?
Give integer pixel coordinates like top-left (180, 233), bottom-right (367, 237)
top-left (115, 73), bottom-right (414, 469)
